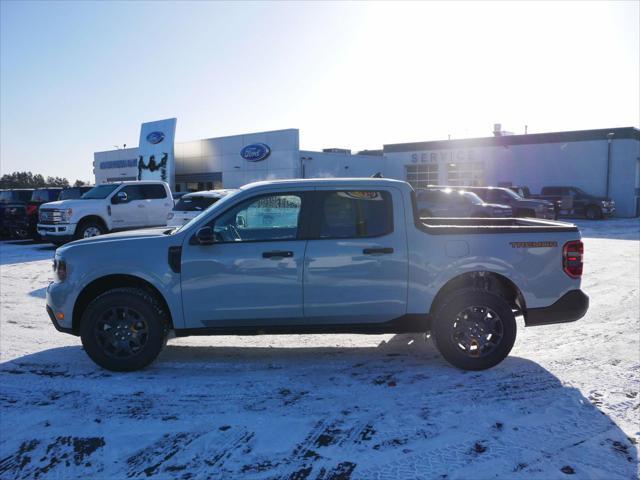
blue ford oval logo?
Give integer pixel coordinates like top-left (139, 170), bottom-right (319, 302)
top-left (146, 131), bottom-right (165, 144)
top-left (241, 143), bottom-right (271, 162)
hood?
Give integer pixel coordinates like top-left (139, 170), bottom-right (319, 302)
top-left (482, 203), bottom-right (511, 209)
top-left (40, 199), bottom-right (103, 210)
top-left (517, 198), bottom-right (553, 207)
top-left (58, 227), bottom-right (173, 254)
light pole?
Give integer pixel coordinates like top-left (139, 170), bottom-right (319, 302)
top-left (300, 156), bottom-right (312, 179)
top-left (606, 133), bottom-right (615, 198)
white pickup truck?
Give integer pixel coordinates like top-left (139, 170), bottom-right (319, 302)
top-left (38, 181), bottom-right (173, 245)
top-left (46, 178), bottom-right (588, 371)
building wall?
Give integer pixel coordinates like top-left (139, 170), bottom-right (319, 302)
top-left (94, 147), bottom-right (140, 184)
top-left (383, 137), bottom-right (640, 217)
top-left (301, 150), bottom-right (384, 179)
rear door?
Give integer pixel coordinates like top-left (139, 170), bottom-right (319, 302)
top-left (140, 184), bottom-right (172, 226)
top-left (303, 188), bottom-right (408, 324)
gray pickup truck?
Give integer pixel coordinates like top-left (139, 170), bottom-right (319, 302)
top-left (47, 178), bottom-right (588, 372)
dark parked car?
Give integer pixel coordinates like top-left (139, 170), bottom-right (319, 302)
top-left (416, 188), bottom-right (512, 218)
top-left (531, 186), bottom-right (615, 219)
top-left (464, 187), bottom-right (556, 219)
top-left (58, 186), bottom-right (93, 200)
top-left (0, 189), bottom-right (33, 237)
top-left (4, 188), bottom-right (62, 239)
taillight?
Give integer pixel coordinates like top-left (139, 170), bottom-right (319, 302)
top-left (26, 205), bottom-right (38, 216)
top-left (563, 240), bottom-right (583, 278)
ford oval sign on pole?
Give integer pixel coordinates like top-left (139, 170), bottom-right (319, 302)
top-left (241, 143), bottom-right (271, 162)
top-left (146, 131), bottom-right (165, 144)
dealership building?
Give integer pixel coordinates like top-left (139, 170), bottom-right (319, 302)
top-left (94, 121), bottom-right (640, 217)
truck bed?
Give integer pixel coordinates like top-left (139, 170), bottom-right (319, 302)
top-left (417, 217), bottom-right (578, 234)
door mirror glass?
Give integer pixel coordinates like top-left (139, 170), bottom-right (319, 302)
top-left (195, 226), bottom-right (215, 245)
top-left (112, 191), bottom-right (128, 204)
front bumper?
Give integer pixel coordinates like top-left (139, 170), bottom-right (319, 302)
top-left (525, 289), bottom-right (589, 326)
top-left (46, 281), bottom-right (77, 335)
top-left (37, 223), bottom-right (77, 244)
top-left (602, 206), bottom-right (615, 217)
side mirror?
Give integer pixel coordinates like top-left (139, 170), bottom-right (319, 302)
top-left (195, 226), bottom-right (215, 245)
top-left (112, 191), bottom-right (128, 204)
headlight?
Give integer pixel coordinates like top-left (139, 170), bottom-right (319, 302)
top-left (61, 208), bottom-right (73, 222)
top-left (53, 258), bottom-right (67, 281)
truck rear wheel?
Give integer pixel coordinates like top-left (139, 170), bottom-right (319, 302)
top-left (80, 288), bottom-right (167, 371)
top-left (432, 290), bottom-right (517, 370)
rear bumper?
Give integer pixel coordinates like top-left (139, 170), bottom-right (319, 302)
top-left (525, 289), bottom-right (589, 326)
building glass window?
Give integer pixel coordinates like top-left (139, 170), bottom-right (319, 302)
top-left (446, 162), bottom-right (484, 186)
top-left (406, 164), bottom-right (439, 189)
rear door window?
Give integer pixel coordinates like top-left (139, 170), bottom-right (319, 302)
top-left (140, 184), bottom-right (167, 199)
top-left (174, 196), bottom-right (219, 212)
top-left (316, 190), bottom-right (393, 239)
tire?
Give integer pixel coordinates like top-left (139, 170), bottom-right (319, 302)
top-left (75, 219), bottom-right (106, 240)
top-left (431, 290), bottom-right (517, 371)
top-left (516, 208), bottom-right (535, 218)
top-left (80, 287), bottom-right (168, 371)
top-left (585, 205), bottom-right (602, 220)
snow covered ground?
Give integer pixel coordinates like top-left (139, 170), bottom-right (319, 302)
top-left (0, 218), bottom-right (638, 479)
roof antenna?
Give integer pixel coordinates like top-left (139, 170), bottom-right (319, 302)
top-left (371, 172), bottom-right (383, 178)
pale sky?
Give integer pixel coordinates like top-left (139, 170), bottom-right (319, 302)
top-left (1, 1), bottom-right (638, 181)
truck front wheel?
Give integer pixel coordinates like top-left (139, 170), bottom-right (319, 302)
top-left (80, 288), bottom-right (167, 371)
top-left (432, 290), bottom-right (517, 370)
top-left (585, 205), bottom-right (603, 220)
top-left (75, 219), bottom-right (105, 240)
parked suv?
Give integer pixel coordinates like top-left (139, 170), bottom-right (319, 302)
top-left (58, 186), bottom-right (93, 200)
top-left (38, 181), bottom-right (173, 245)
top-left (4, 188), bottom-right (62, 239)
top-left (464, 187), bottom-right (556, 219)
top-left (416, 188), bottom-right (512, 218)
top-left (168, 189), bottom-right (236, 227)
top-left (0, 189), bottom-right (33, 237)
top-left (533, 186), bottom-right (615, 219)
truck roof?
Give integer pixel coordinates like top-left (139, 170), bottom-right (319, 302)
top-left (101, 180), bottom-right (169, 186)
top-left (241, 178), bottom-right (411, 190)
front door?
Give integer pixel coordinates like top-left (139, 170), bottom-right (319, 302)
top-left (303, 188), bottom-right (408, 324)
top-left (110, 185), bottom-right (148, 229)
top-left (181, 191), bottom-right (309, 328)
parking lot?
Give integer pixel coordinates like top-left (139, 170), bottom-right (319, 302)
top-left (0, 219), bottom-right (638, 479)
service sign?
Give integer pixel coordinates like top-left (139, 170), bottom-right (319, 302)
top-left (137, 118), bottom-right (177, 189)
top-left (241, 143), bottom-right (271, 162)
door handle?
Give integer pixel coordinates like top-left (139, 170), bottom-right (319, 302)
top-left (363, 247), bottom-right (394, 255)
top-left (262, 250), bottom-right (294, 259)
top-left (138, 204), bottom-right (145, 208)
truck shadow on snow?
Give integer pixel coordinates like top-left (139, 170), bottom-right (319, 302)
top-left (0, 335), bottom-right (637, 480)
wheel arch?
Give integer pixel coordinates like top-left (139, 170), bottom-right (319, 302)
top-left (429, 271), bottom-right (527, 317)
top-left (72, 274), bottom-right (174, 334)
top-left (76, 215), bottom-right (108, 232)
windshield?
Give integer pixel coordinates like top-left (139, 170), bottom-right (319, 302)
top-left (175, 189), bottom-right (244, 234)
top-left (59, 189), bottom-right (82, 200)
top-left (499, 188), bottom-right (522, 200)
top-left (174, 196), bottom-right (222, 212)
top-left (0, 191), bottom-right (32, 203)
top-left (31, 189), bottom-right (58, 203)
top-left (461, 191), bottom-right (483, 204)
top-left (81, 184), bottom-right (119, 199)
